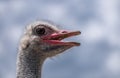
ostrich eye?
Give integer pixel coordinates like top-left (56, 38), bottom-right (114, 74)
top-left (35, 27), bottom-right (46, 35)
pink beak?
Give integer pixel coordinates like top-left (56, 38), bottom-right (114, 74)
top-left (42, 30), bottom-right (81, 46)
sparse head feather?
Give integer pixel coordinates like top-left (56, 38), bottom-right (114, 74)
top-left (26, 21), bottom-right (58, 32)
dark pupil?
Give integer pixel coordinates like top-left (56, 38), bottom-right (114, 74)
top-left (36, 28), bottom-right (45, 35)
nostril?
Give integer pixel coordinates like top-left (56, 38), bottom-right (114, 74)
top-left (60, 30), bottom-right (68, 33)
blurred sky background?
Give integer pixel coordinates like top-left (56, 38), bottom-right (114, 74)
top-left (0, 0), bottom-right (120, 78)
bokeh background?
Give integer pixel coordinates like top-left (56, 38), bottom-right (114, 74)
top-left (0, 0), bottom-right (120, 78)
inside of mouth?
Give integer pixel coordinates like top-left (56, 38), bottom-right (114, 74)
top-left (42, 34), bottom-right (80, 46)
top-left (42, 31), bottom-right (80, 46)
top-left (48, 37), bottom-right (62, 41)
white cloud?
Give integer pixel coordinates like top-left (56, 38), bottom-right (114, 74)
top-left (10, 1), bottom-right (26, 13)
top-left (6, 25), bottom-right (22, 43)
top-left (107, 32), bottom-right (120, 47)
top-left (0, 2), bottom-right (7, 15)
top-left (43, 4), bottom-right (66, 20)
top-left (84, 21), bottom-right (105, 42)
top-left (105, 51), bottom-right (120, 74)
top-left (0, 42), bottom-right (4, 55)
top-left (97, 0), bottom-right (118, 26)
top-left (5, 71), bottom-right (15, 78)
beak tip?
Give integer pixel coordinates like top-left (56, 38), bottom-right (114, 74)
top-left (76, 43), bottom-right (81, 46)
top-left (78, 31), bottom-right (81, 35)
top-left (71, 42), bottom-right (80, 46)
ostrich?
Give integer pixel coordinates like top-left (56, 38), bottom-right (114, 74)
top-left (17, 21), bottom-right (81, 78)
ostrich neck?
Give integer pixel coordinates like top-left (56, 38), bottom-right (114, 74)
top-left (16, 49), bottom-right (45, 78)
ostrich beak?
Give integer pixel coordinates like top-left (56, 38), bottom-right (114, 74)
top-left (42, 30), bottom-right (81, 46)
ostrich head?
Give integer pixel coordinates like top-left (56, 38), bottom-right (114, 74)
top-left (17, 21), bottom-right (80, 78)
top-left (20, 21), bottom-right (80, 58)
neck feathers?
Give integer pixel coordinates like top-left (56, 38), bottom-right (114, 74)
top-left (16, 49), bottom-right (45, 78)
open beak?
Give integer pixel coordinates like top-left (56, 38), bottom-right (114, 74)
top-left (42, 30), bottom-right (81, 46)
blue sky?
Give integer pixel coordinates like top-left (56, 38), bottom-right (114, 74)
top-left (0, 0), bottom-right (119, 78)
